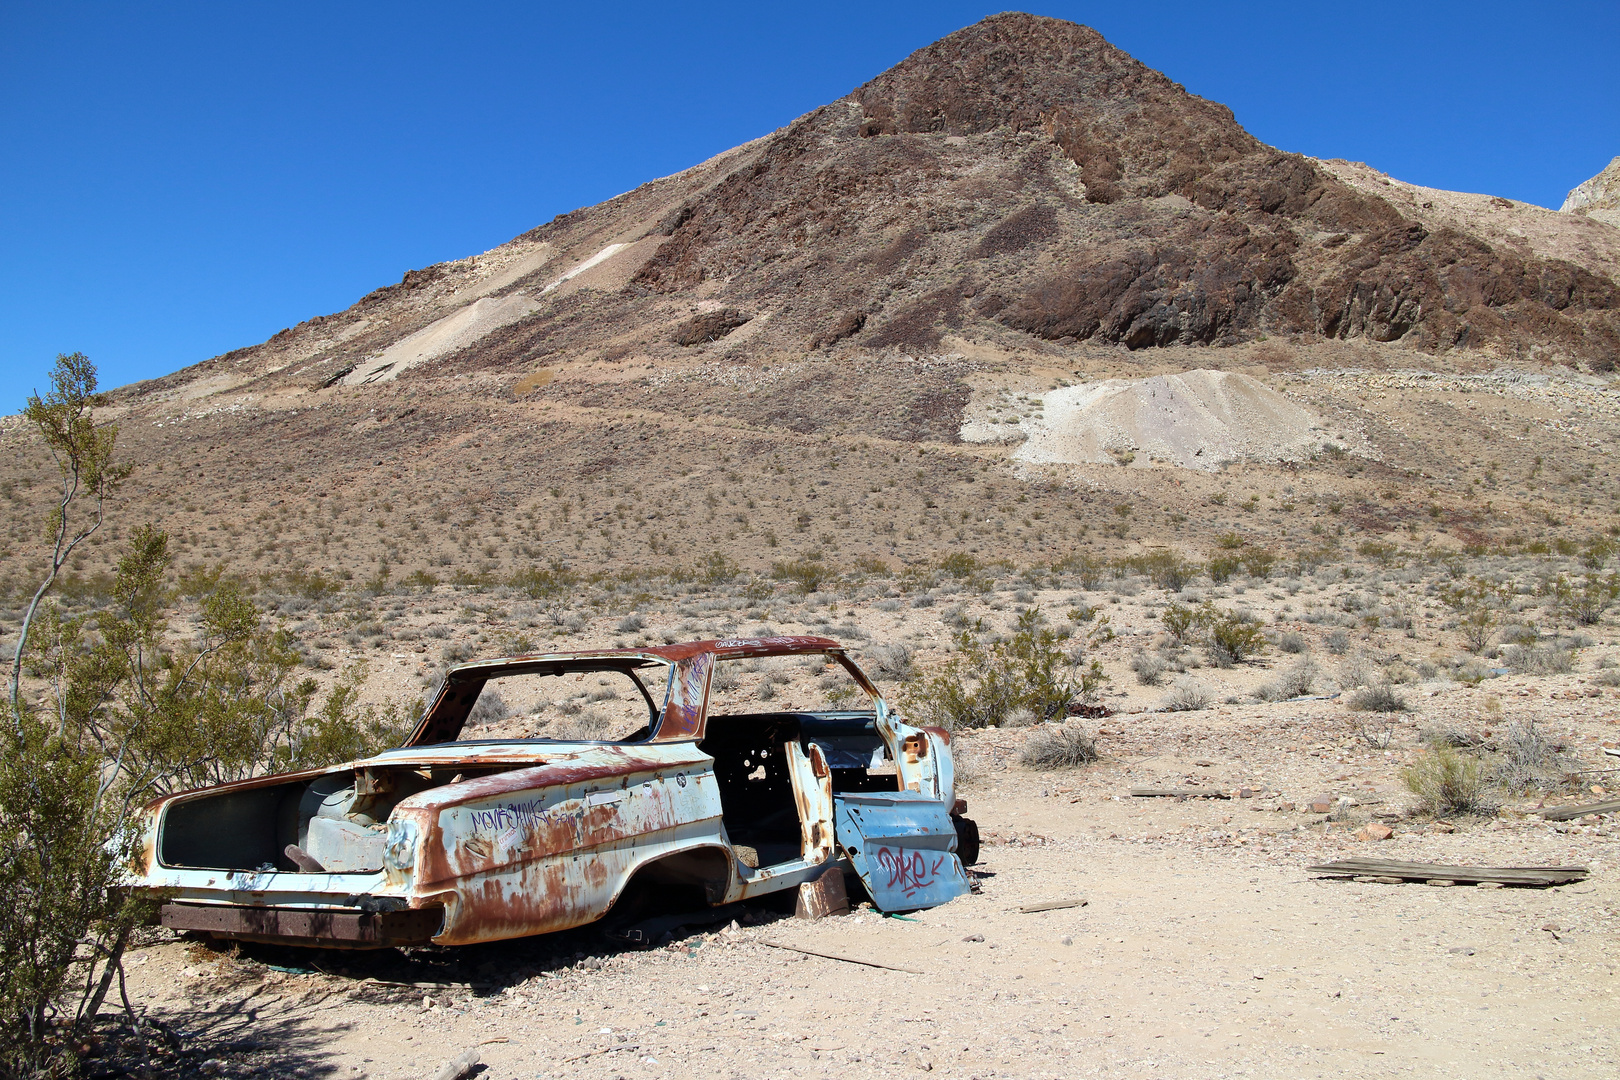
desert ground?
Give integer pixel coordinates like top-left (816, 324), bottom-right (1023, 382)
top-left (83, 543), bottom-right (1620, 1080)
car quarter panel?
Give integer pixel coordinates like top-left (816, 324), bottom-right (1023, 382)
top-left (389, 743), bottom-right (728, 944)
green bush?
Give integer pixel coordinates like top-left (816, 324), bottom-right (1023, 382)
top-left (903, 609), bottom-right (1108, 730)
top-left (1129, 549), bottom-right (1195, 592)
top-left (1349, 683), bottom-right (1408, 712)
top-left (1553, 573), bottom-right (1619, 625)
top-left (1402, 745), bottom-right (1491, 816)
top-left (1206, 554), bottom-right (1242, 584)
top-left (1208, 609), bottom-right (1266, 663)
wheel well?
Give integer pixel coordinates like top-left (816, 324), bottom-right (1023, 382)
top-left (619, 846), bottom-right (732, 908)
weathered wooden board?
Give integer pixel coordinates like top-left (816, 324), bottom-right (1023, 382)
top-left (1308, 858), bottom-right (1587, 886)
top-left (1537, 799), bottom-right (1620, 822)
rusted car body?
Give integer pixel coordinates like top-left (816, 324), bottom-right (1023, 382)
top-left (128, 636), bottom-right (974, 948)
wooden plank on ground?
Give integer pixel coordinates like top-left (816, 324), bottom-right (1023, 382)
top-left (1130, 787), bottom-right (1230, 799)
top-left (1018, 898), bottom-right (1087, 913)
top-left (1538, 799), bottom-right (1620, 822)
top-left (1307, 858), bottom-right (1587, 886)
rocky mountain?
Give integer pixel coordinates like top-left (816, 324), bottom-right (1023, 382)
top-left (1563, 156), bottom-right (1620, 229)
top-left (5, 13), bottom-right (1618, 594)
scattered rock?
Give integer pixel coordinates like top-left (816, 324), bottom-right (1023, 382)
top-left (1357, 823), bottom-right (1395, 842)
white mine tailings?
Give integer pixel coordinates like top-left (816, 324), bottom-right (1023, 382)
top-left (968, 369), bottom-right (1337, 472)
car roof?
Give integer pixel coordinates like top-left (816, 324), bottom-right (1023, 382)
top-left (443, 635), bottom-right (843, 678)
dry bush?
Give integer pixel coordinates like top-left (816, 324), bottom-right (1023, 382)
top-left (1503, 644), bottom-right (1574, 675)
top-left (951, 744), bottom-right (993, 786)
top-left (1488, 718), bottom-right (1569, 794)
top-left (1275, 630), bottom-right (1308, 654)
top-left (1131, 650), bottom-right (1168, 686)
top-left (1419, 725), bottom-right (1485, 749)
top-left (865, 642), bottom-right (916, 681)
top-left (1254, 658), bottom-right (1318, 702)
top-left (1159, 679), bottom-right (1212, 712)
top-left (1019, 725), bottom-right (1099, 769)
top-left (1348, 683), bottom-right (1408, 712)
top-left (1402, 745), bottom-right (1492, 816)
top-left (1594, 668), bottom-right (1620, 688)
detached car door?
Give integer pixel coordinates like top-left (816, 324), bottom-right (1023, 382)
top-left (832, 722), bottom-right (968, 911)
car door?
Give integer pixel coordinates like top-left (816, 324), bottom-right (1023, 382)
top-left (832, 724), bottom-right (968, 911)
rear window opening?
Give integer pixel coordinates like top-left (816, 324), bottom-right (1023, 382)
top-left (411, 658), bottom-right (672, 746)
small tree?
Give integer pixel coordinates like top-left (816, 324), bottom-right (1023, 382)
top-left (2, 354), bottom-right (134, 1076)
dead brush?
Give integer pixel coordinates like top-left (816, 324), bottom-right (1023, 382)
top-left (1130, 650), bottom-right (1168, 686)
top-left (1019, 725), bottom-right (1099, 769)
top-left (1158, 678), bottom-right (1212, 712)
top-left (1402, 745), bottom-right (1493, 816)
top-left (1488, 717), bottom-right (1571, 794)
top-left (1348, 683), bottom-right (1408, 713)
top-left (1254, 658), bottom-right (1318, 702)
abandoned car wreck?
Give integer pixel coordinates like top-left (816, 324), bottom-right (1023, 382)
top-left (129, 636), bottom-right (978, 948)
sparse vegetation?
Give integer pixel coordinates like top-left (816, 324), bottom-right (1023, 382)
top-left (1348, 683), bottom-right (1408, 712)
top-left (1159, 679), bottom-right (1212, 712)
top-left (1402, 745), bottom-right (1491, 816)
top-left (1019, 725), bottom-right (1099, 769)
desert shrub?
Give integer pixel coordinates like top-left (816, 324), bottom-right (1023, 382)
top-left (1254, 659), bottom-right (1318, 702)
top-left (1208, 609), bottom-right (1266, 664)
top-left (1348, 683), bottom-right (1408, 712)
top-left (1402, 745), bottom-right (1491, 815)
top-left (1324, 628), bottom-right (1351, 654)
top-left (1419, 724), bottom-right (1484, 749)
top-left (1160, 603), bottom-right (1199, 645)
top-left (903, 609), bottom-right (1107, 730)
top-left (951, 744), bottom-right (992, 785)
top-left (1594, 668), bottom-right (1620, 687)
top-left (1131, 650), bottom-right (1168, 686)
top-left (617, 613), bottom-right (645, 633)
top-left (1056, 553), bottom-right (1105, 590)
top-left (508, 562), bottom-right (577, 599)
top-left (1458, 606), bottom-right (1496, 653)
top-left (1019, 726), bottom-right (1099, 769)
top-left (1276, 630), bottom-right (1308, 654)
top-left (1159, 679), bottom-right (1212, 712)
top-left (1130, 549), bottom-right (1195, 592)
top-left (771, 558), bottom-right (832, 594)
top-left (1488, 718), bottom-right (1568, 794)
top-left (1241, 548), bottom-right (1277, 579)
top-left (1206, 554), bottom-right (1242, 584)
top-left (1503, 644), bottom-right (1574, 675)
top-left (1553, 572), bottom-right (1620, 625)
top-left (1, 356), bottom-right (418, 1075)
top-left (864, 642), bottom-right (915, 682)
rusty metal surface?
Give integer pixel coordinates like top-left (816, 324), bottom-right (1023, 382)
top-left (161, 902), bottom-right (443, 947)
top-left (127, 636), bottom-right (971, 947)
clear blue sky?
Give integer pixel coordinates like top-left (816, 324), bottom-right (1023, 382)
top-left (3, 2), bottom-right (1616, 414)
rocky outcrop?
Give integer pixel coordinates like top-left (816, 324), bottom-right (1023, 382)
top-left (1562, 156), bottom-right (1620, 228)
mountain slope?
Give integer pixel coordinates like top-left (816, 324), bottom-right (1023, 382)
top-left (5, 13), bottom-right (1617, 599)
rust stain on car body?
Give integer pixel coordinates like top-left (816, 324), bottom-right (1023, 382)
top-left (127, 637), bottom-right (975, 948)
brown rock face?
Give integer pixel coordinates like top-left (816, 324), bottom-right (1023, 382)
top-left (621, 13), bottom-right (1617, 363)
top-left (123, 13), bottom-right (1620, 421)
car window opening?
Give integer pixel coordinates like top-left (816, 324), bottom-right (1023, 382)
top-left (699, 653), bottom-right (897, 870)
